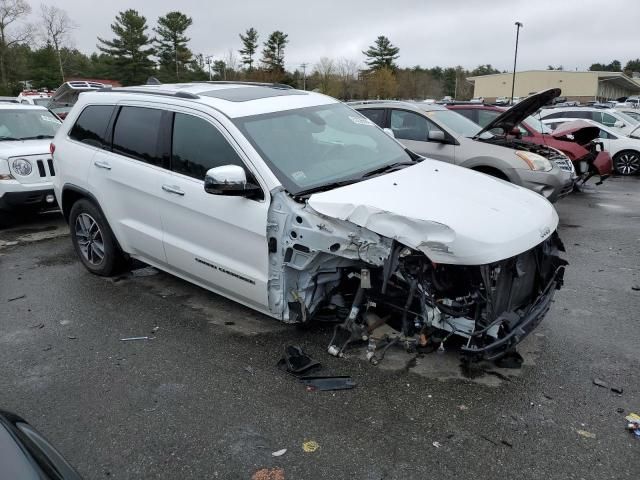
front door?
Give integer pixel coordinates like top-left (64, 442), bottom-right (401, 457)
top-left (389, 109), bottom-right (456, 162)
top-left (158, 110), bottom-right (270, 311)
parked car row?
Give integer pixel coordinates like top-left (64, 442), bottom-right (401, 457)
top-left (535, 104), bottom-right (640, 175)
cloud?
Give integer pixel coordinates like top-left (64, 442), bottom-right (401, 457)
top-left (33, 0), bottom-right (640, 71)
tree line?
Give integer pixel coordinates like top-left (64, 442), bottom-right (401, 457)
top-left (2, 1), bottom-right (639, 100)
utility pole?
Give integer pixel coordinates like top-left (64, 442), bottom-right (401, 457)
top-left (511, 21), bottom-right (523, 105)
top-left (300, 63), bottom-right (308, 90)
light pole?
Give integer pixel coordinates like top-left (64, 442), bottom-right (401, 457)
top-left (510, 21), bottom-right (523, 105)
top-left (205, 56), bottom-right (213, 81)
top-left (300, 63), bottom-right (308, 90)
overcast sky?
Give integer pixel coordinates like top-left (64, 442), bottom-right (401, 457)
top-left (27, 0), bottom-right (640, 72)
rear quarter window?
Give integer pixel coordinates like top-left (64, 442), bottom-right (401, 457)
top-left (69, 105), bottom-right (115, 148)
top-left (112, 106), bottom-right (164, 166)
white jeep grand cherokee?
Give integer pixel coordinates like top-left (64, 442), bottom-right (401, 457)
top-left (51, 82), bottom-right (567, 361)
top-left (0, 104), bottom-right (62, 222)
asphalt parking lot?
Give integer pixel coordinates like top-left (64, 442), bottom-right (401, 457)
top-left (1, 177), bottom-right (639, 479)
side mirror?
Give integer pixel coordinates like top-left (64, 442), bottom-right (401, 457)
top-left (383, 128), bottom-right (395, 138)
top-left (613, 120), bottom-right (624, 128)
top-left (204, 165), bottom-right (262, 199)
top-left (428, 130), bottom-right (446, 142)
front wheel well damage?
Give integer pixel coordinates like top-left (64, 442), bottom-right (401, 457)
top-left (471, 166), bottom-right (510, 181)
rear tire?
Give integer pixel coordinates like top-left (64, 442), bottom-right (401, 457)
top-left (69, 199), bottom-right (124, 276)
top-left (613, 151), bottom-right (640, 175)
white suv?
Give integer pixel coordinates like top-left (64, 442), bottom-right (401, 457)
top-left (0, 104), bottom-right (62, 221)
top-left (51, 82), bottom-right (567, 361)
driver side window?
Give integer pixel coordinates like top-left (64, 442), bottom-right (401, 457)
top-left (390, 110), bottom-right (437, 141)
top-left (171, 113), bottom-right (245, 181)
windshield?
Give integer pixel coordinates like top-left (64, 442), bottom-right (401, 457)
top-left (616, 110), bottom-right (640, 126)
top-left (425, 109), bottom-right (494, 139)
top-left (233, 103), bottom-right (412, 195)
top-left (0, 109), bottom-right (61, 140)
top-left (525, 115), bottom-right (553, 134)
top-left (32, 98), bottom-right (51, 107)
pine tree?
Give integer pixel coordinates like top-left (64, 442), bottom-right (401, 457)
top-left (261, 31), bottom-right (288, 73)
top-left (239, 27), bottom-right (258, 72)
top-left (363, 36), bottom-right (399, 71)
top-left (97, 9), bottom-right (155, 86)
top-left (154, 11), bottom-right (193, 81)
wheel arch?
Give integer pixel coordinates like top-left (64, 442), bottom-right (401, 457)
top-left (470, 165), bottom-right (510, 181)
top-left (61, 184), bottom-right (126, 255)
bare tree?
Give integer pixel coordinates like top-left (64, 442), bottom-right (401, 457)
top-left (314, 57), bottom-right (335, 94)
top-left (40, 4), bottom-right (77, 82)
top-left (0, 0), bottom-right (33, 88)
top-left (224, 48), bottom-right (239, 79)
top-left (336, 58), bottom-right (359, 99)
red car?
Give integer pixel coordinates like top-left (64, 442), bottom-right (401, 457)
top-left (447, 103), bottom-right (612, 184)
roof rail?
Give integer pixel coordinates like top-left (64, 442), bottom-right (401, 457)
top-left (191, 81), bottom-right (293, 90)
top-left (346, 99), bottom-right (417, 107)
top-left (96, 88), bottom-right (200, 99)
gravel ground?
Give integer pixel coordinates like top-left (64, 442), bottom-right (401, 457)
top-left (1, 177), bottom-right (639, 479)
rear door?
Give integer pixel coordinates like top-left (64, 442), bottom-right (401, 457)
top-left (389, 109), bottom-right (456, 162)
top-left (88, 105), bottom-right (168, 265)
top-left (158, 108), bottom-right (270, 311)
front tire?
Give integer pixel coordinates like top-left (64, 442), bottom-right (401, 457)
top-left (613, 151), bottom-right (640, 175)
top-left (69, 199), bottom-right (123, 276)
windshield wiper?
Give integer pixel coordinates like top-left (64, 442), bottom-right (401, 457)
top-left (294, 178), bottom-right (363, 197)
top-left (360, 160), bottom-right (416, 178)
top-left (0, 136), bottom-right (21, 141)
top-left (19, 135), bottom-right (55, 140)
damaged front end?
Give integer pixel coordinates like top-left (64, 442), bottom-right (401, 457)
top-left (267, 184), bottom-right (567, 363)
top-left (326, 234), bottom-right (567, 362)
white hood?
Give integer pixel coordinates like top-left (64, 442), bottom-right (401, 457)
top-left (308, 159), bottom-right (558, 265)
top-left (0, 139), bottom-right (52, 158)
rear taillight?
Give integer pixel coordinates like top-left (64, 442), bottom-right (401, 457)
top-left (50, 142), bottom-right (55, 156)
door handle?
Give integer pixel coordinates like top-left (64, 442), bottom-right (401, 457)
top-left (94, 160), bottom-right (112, 170)
top-left (162, 184), bottom-right (185, 196)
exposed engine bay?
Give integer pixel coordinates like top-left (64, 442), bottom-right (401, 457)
top-left (479, 135), bottom-right (577, 177)
top-left (267, 188), bottom-right (567, 362)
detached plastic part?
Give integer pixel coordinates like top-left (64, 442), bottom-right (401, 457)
top-left (300, 376), bottom-right (356, 391)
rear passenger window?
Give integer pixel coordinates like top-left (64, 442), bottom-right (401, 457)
top-left (112, 107), bottom-right (163, 166)
top-left (171, 113), bottom-right (245, 180)
top-left (359, 109), bottom-right (385, 127)
top-left (69, 105), bottom-right (115, 148)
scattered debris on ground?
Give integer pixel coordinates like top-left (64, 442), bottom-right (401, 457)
top-left (251, 467), bottom-right (285, 480)
top-left (432, 441), bottom-right (442, 448)
top-left (300, 376), bottom-right (356, 391)
top-left (277, 346), bottom-right (320, 376)
top-left (7, 294), bottom-right (25, 302)
top-left (626, 413), bottom-right (640, 439)
top-left (631, 285), bottom-right (640, 291)
top-left (576, 429), bottom-right (596, 439)
top-left (120, 336), bottom-right (153, 341)
top-left (593, 378), bottom-right (608, 388)
top-left (302, 440), bottom-right (319, 453)
top-left (271, 449), bottom-right (287, 457)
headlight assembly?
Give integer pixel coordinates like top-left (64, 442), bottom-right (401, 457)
top-left (515, 151), bottom-right (553, 172)
top-left (12, 158), bottom-right (33, 176)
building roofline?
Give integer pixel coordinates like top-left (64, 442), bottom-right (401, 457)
top-left (467, 70), bottom-right (640, 90)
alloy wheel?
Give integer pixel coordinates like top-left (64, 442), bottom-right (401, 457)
top-left (75, 213), bottom-right (105, 265)
top-left (615, 152), bottom-right (640, 175)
